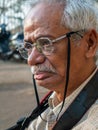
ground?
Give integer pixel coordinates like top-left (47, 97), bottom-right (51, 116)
top-left (0, 60), bottom-right (48, 130)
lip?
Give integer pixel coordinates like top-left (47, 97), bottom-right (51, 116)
top-left (34, 72), bottom-right (52, 80)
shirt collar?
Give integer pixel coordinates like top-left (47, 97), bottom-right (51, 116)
top-left (48, 67), bottom-right (98, 116)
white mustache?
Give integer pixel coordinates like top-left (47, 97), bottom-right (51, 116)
top-left (31, 63), bottom-right (57, 74)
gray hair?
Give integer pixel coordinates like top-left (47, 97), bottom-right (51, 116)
top-left (30, 0), bottom-right (98, 32)
top-left (30, 0), bottom-right (98, 63)
top-left (63, 0), bottom-right (98, 32)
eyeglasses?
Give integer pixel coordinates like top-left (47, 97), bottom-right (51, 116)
top-left (17, 31), bottom-right (83, 59)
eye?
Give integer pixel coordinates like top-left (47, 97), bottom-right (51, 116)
top-left (36, 37), bottom-right (54, 54)
top-left (24, 42), bottom-right (32, 49)
top-left (37, 38), bottom-right (51, 47)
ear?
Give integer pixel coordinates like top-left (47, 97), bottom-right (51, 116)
top-left (85, 29), bottom-right (98, 58)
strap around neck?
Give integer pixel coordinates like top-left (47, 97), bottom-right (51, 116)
top-left (53, 71), bottom-right (98, 130)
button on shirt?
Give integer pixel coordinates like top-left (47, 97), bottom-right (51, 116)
top-left (28, 68), bottom-right (98, 130)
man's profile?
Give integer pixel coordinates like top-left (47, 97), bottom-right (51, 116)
top-left (17, 0), bottom-right (98, 129)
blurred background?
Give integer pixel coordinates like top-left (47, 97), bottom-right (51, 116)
top-left (0, 0), bottom-right (98, 130)
top-left (0, 0), bottom-right (48, 130)
top-left (0, 0), bottom-right (37, 62)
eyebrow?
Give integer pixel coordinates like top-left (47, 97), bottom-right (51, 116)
top-left (35, 34), bottom-right (56, 40)
top-left (24, 34), bottom-right (56, 43)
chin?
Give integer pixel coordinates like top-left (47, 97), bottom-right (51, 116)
top-left (36, 80), bottom-right (49, 88)
top-left (36, 79), bottom-right (59, 91)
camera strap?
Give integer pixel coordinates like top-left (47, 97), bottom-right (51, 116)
top-left (53, 70), bottom-right (98, 130)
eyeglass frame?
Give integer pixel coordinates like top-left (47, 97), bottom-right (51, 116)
top-left (17, 30), bottom-right (83, 59)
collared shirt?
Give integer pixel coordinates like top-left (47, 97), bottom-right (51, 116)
top-left (28, 68), bottom-right (98, 130)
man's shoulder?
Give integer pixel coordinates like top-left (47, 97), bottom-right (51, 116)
top-left (72, 99), bottom-right (98, 130)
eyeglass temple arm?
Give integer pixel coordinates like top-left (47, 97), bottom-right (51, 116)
top-left (52, 34), bottom-right (67, 43)
top-left (52, 31), bottom-right (83, 43)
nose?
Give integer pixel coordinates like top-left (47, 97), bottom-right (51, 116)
top-left (27, 47), bottom-right (46, 66)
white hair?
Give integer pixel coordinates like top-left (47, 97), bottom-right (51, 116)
top-left (30, 0), bottom-right (98, 32)
top-left (62, 0), bottom-right (98, 32)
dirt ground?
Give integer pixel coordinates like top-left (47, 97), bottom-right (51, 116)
top-left (0, 60), bottom-right (48, 130)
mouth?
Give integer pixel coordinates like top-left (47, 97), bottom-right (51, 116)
top-left (34, 71), bottom-right (54, 80)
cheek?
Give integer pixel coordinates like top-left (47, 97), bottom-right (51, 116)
top-left (56, 61), bottom-right (66, 77)
top-left (49, 52), bottom-right (67, 77)
top-left (53, 46), bottom-right (67, 76)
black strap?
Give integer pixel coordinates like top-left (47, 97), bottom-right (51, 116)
top-left (53, 71), bottom-right (98, 130)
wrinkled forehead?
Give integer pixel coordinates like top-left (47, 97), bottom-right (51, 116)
top-left (24, 2), bottom-right (64, 29)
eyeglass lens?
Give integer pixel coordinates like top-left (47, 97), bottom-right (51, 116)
top-left (18, 38), bottom-right (55, 59)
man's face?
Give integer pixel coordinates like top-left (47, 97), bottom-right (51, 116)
top-left (24, 3), bottom-right (84, 92)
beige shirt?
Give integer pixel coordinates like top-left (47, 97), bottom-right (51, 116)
top-left (28, 68), bottom-right (98, 130)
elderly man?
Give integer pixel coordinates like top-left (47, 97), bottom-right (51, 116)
top-left (18, 0), bottom-right (98, 130)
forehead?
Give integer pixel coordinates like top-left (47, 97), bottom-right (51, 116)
top-left (25, 3), bottom-right (64, 25)
top-left (24, 3), bottom-right (67, 38)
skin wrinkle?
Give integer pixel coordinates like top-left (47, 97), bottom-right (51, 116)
top-left (24, 2), bottom-right (97, 101)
